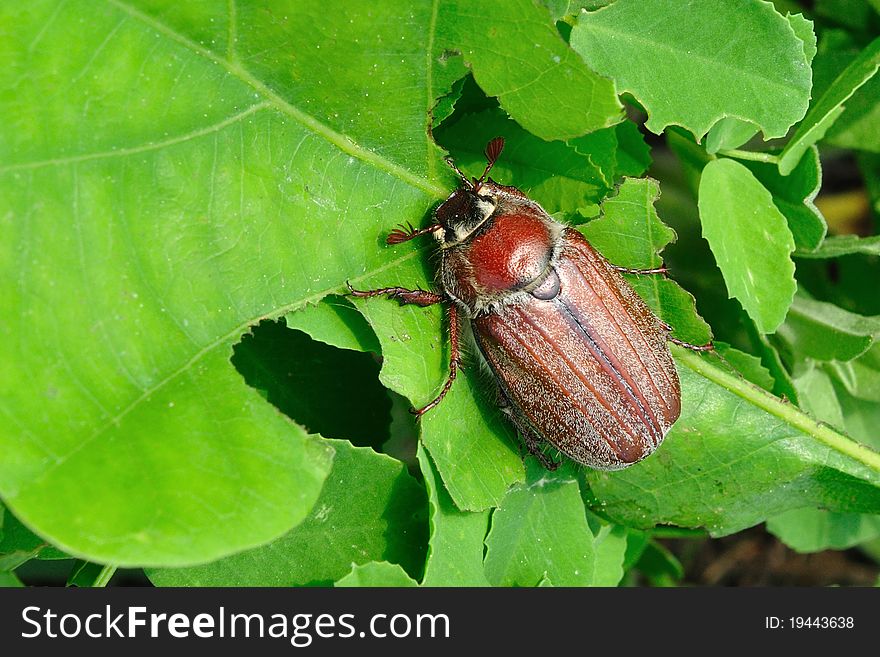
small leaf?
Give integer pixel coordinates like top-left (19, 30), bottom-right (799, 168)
top-left (825, 75), bottom-right (880, 154)
top-left (794, 235), bottom-right (880, 259)
top-left (417, 446), bottom-right (491, 586)
top-left (431, 75), bottom-right (469, 132)
top-left (67, 561), bottom-right (107, 588)
top-left (588, 519), bottom-right (628, 586)
top-left (634, 540), bottom-right (684, 586)
top-left (147, 440), bottom-right (428, 586)
top-left (571, 0), bottom-right (812, 141)
top-left (611, 120), bottom-right (652, 178)
top-left (484, 461), bottom-right (595, 587)
top-left (826, 343), bottom-right (880, 403)
top-left (285, 296), bottom-right (381, 354)
top-left (420, 372), bottom-right (525, 511)
top-left (705, 118), bottom-right (759, 154)
top-left (776, 294), bottom-right (880, 362)
top-left (744, 318), bottom-right (801, 403)
top-left (698, 158), bottom-right (796, 334)
top-left (439, 0), bottom-right (622, 140)
top-left (767, 508), bottom-right (880, 553)
top-left (714, 342), bottom-right (776, 392)
top-left (0, 503), bottom-right (69, 567)
top-left (779, 35), bottom-right (880, 174)
top-left (785, 11), bottom-right (818, 64)
top-left (335, 561), bottom-right (419, 587)
top-left (743, 146), bottom-right (827, 252)
top-left (793, 362), bottom-right (847, 432)
top-left (580, 178), bottom-right (675, 269)
top-left (0, 571), bottom-right (24, 587)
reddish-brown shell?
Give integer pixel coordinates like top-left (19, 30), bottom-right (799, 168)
top-left (472, 229), bottom-right (680, 470)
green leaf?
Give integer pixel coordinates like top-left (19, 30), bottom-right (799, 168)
top-left (794, 235), bottom-right (880, 259)
top-left (146, 440), bottom-right (428, 586)
top-left (419, 373), bottom-right (525, 511)
top-left (417, 446), bottom-right (491, 587)
top-left (484, 460), bottom-right (595, 587)
top-left (612, 121), bottom-right (652, 178)
top-left (698, 158), bottom-right (796, 334)
top-left (0, 503), bottom-right (71, 570)
top-left (5, 0), bottom-right (535, 566)
top-left (435, 107), bottom-right (613, 215)
top-left (785, 11), bottom-right (817, 64)
top-left (581, 178), bottom-right (675, 270)
top-left (776, 294), bottom-right (880, 363)
top-left (779, 35), bottom-right (880, 175)
top-left (705, 118), bottom-right (759, 154)
top-left (335, 561), bottom-right (419, 587)
top-left (0, 571), bottom-right (24, 588)
top-left (825, 75), bottom-right (880, 154)
top-left (771, 360), bottom-right (880, 553)
top-left (767, 508), bottom-right (880, 553)
top-left (439, 0), bottom-right (623, 140)
top-left (586, 515), bottom-right (628, 586)
top-left (570, 0), bottom-right (812, 141)
top-left (634, 540), bottom-right (683, 586)
top-left (826, 343), bottom-right (880, 403)
top-left (793, 362), bottom-right (846, 436)
top-left (285, 296), bottom-right (381, 354)
top-left (744, 318), bottom-right (801, 403)
top-left (431, 75), bottom-right (468, 131)
top-left (714, 342), bottom-right (776, 392)
top-left (67, 561), bottom-right (108, 587)
top-left (587, 349), bottom-right (880, 536)
top-left (743, 147), bottom-right (827, 252)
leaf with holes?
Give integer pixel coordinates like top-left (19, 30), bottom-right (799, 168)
top-left (0, 0), bottom-right (472, 566)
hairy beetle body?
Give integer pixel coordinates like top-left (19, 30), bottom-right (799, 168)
top-left (350, 138), bottom-right (705, 470)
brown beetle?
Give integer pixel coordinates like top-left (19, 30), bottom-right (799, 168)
top-left (350, 138), bottom-right (710, 470)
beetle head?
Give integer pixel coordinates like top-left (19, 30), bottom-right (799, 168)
top-left (435, 137), bottom-right (505, 246)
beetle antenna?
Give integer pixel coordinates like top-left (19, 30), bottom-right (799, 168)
top-left (475, 136), bottom-right (505, 188)
top-left (444, 157), bottom-right (473, 189)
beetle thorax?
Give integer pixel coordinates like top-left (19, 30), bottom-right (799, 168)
top-left (436, 183), bottom-right (564, 315)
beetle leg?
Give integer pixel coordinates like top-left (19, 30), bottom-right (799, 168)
top-left (412, 304), bottom-right (461, 417)
top-left (498, 389), bottom-right (562, 471)
top-left (346, 282), bottom-right (444, 307)
top-left (520, 429), bottom-right (561, 471)
top-left (669, 337), bottom-right (714, 352)
top-left (612, 264), bottom-right (668, 275)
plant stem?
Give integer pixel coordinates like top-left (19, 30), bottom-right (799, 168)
top-left (716, 148), bottom-right (780, 164)
top-left (92, 564), bottom-right (117, 587)
top-left (675, 347), bottom-right (880, 472)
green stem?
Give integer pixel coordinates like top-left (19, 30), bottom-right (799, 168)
top-left (717, 148), bottom-right (780, 164)
top-left (675, 347), bottom-right (880, 471)
top-left (92, 564), bottom-right (117, 587)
